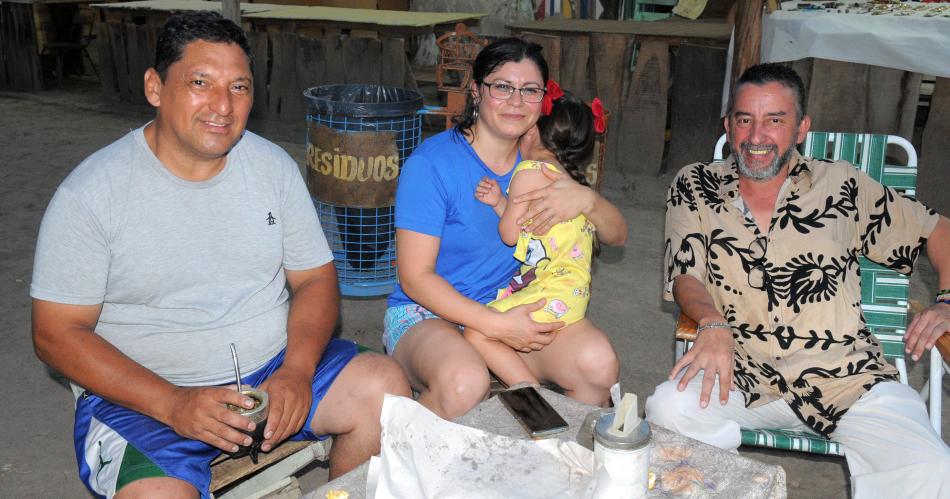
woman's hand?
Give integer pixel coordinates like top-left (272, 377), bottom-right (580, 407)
top-left (512, 167), bottom-right (595, 236)
top-left (485, 299), bottom-right (564, 352)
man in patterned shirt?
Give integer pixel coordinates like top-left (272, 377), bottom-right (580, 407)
top-left (646, 63), bottom-right (950, 497)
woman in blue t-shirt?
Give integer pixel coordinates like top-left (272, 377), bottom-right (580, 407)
top-left (384, 38), bottom-right (628, 418)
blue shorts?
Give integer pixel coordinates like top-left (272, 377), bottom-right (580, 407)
top-left (382, 304), bottom-right (459, 354)
top-left (73, 338), bottom-right (358, 498)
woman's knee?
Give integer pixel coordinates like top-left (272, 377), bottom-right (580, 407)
top-left (572, 337), bottom-right (620, 389)
top-left (429, 362), bottom-right (491, 416)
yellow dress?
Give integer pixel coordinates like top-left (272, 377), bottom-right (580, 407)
top-left (487, 160), bottom-right (595, 326)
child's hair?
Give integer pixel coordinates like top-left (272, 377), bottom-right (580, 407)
top-left (536, 91), bottom-right (595, 187)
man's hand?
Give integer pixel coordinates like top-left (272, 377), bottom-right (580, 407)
top-left (669, 326), bottom-right (735, 408)
top-left (487, 299), bottom-right (564, 352)
top-left (165, 386), bottom-right (259, 453)
top-left (512, 167), bottom-right (594, 236)
top-left (904, 302), bottom-right (950, 361)
top-left (257, 364), bottom-right (314, 451)
top-left (475, 177), bottom-right (504, 208)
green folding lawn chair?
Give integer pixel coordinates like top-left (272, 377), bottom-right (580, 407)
top-left (674, 132), bottom-right (943, 456)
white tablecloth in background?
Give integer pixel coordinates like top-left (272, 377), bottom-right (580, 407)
top-left (762, 5), bottom-right (950, 78)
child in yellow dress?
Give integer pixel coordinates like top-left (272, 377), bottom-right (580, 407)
top-left (464, 90), bottom-right (603, 387)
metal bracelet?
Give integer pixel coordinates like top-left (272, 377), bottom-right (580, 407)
top-left (696, 322), bottom-right (731, 334)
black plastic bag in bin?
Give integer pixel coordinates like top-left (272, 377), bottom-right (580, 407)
top-left (335, 206), bottom-right (394, 270)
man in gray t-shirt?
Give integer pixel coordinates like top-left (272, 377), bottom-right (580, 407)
top-left (30, 12), bottom-right (409, 498)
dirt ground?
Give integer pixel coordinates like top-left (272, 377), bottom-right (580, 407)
top-left (0, 80), bottom-right (946, 498)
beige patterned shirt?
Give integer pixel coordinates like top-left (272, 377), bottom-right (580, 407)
top-left (663, 151), bottom-right (938, 436)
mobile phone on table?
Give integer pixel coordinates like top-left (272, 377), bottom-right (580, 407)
top-left (498, 386), bottom-right (569, 439)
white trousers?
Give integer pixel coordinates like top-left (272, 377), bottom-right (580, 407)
top-left (645, 375), bottom-right (950, 499)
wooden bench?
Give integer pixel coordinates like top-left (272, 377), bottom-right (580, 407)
top-left (210, 438), bottom-right (332, 498)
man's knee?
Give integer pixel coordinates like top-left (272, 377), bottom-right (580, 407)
top-left (645, 379), bottom-right (694, 427)
top-left (114, 477), bottom-right (198, 499)
top-left (349, 352), bottom-right (411, 401)
top-left (838, 381), bottom-right (950, 469)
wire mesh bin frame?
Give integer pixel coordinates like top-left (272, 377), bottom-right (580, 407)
top-left (307, 103), bottom-right (422, 297)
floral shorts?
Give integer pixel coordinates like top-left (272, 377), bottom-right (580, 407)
top-left (383, 303), bottom-right (458, 354)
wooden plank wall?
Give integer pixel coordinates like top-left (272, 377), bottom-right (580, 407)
top-left (591, 33), bottom-right (632, 171)
top-left (790, 58), bottom-right (920, 141)
top-left (0, 4), bottom-right (9, 89)
top-left (619, 39), bottom-right (668, 175)
top-left (521, 30), bottom-right (724, 177)
top-left (918, 77), bottom-right (950, 216)
top-left (265, 33), bottom-right (415, 122)
top-left (521, 32), bottom-right (560, 85)
top-left (97, 25), bottom-right (416, 126)
top-left (559, 35), bottom-right (591, 103)
top-left (0, 3), bottom-right (43, 91)
top-left (667, 43), bottom-right (728, 171)
top-left (249, 31), bottom-right (269, 120)
top-left (511, 32), bottom-right (937, 181)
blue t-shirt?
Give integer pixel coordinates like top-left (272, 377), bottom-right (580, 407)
top-left (388, 129), bottom-right (520, 307)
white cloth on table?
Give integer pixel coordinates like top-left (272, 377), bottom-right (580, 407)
top-left (368, 394), bottom-right (599, 498)
top-left (761, 8), bottom-right (950, 78)
top-left (646, 373), bottom-right (950, 499)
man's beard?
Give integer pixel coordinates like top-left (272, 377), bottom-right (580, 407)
top-left (735, 142), bottom-right (795, 181)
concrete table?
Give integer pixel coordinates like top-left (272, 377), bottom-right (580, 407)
top-left (310, 388), bottom-right (786, 498)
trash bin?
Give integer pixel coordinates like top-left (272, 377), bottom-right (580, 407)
top-left (304, 84), bottom-right (424, 297)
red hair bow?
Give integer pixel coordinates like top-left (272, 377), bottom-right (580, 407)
top-left (541, 79), bottom-right (564, 115)
top-left (591, 97), bottom-right (606, 134)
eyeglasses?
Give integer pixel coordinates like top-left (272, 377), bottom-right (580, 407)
top-left (747, 237), bottom-right (769, 290)
top-left (481, 81), bottom-right (546, 103)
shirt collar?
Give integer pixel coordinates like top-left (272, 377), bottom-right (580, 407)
top-left (785, 149), bottom-right (813, 190)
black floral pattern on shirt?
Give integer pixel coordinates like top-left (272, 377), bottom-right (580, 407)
top-left (663, 153), bottom-right (935, 437)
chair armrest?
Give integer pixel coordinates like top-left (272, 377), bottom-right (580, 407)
top-left (937, 333), bottom-right (950, 365)
top-left (676, 313), bottom-right (698, 341)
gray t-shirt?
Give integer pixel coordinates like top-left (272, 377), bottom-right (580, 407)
top-left (31, 126), bottom-right (333, 386)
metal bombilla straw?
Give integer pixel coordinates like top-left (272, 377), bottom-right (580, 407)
top-left (230, 343), bottom-right (243, 392)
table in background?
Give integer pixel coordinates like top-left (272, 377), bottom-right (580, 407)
top-left (311, 388), bottom-right (786, 498)
top-left (762, 2), bottom-right (950, 79)
top-left (0, 0), bottom-right (97, 91)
